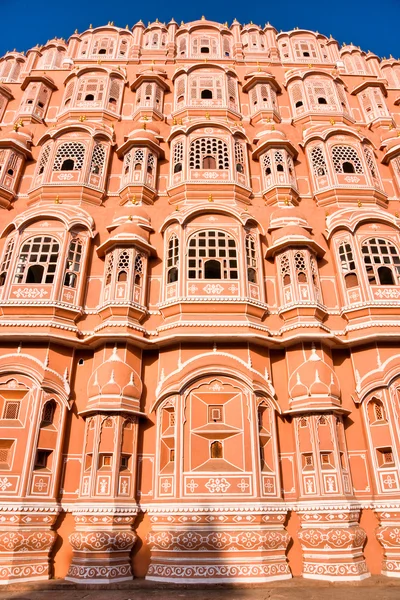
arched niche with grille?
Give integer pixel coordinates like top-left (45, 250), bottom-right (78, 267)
top-left (287, 73), bottom-right (351, 124)
top-left (305, 131), bottom-right (385, 206)
top-left (276, 248), bottom-right (322, 309)
top-left (277, 31), bottom-right (337, 64)
top-left (241, 27), bottom-right (269, 55)
top-left (242, 74), bottom-right (281, 124)
top-left (362, 237), bottom-right (400, 288)
top-left (58, 68), bottom-right (125, 121)
top-left (36, 42), bottom-right (67, 70)
top-left (17, 75), bottom-right (57, 124)
top-left (259, 148), bottom-right (297, 195)
top-left (131, 72), bottom-right (169, 121)
top-left (0, 216), bottom-right (91, 309)
top-left (117, 127), bottom-right (164, 205)
top-left (0, 54), bottom-right (25, 83)
top-left (340, 48), bottom-right (371, 75)
top-left (169, 127), bottom-right (249, 193)
top-left (0, 133), bottom-right (32, 208)
top-left (163, 229), bottom-right (180, 301)
top-left (356, 84), bottom-right (391, 126)
top-left (73, 29), bottom-right (132, 61)
top-left (335, 238), bottom-right (363, 305)
top-left (380, 60), bottom-right (400, 89)
top-left (0, 85), bottom-right (13, 123)
top-left (173, 67), bottom-right (239, 117)
top-left (362, 391), bottom-right (400, 494)
top-left (176, 30), bottom-right (233, 60)
top-left (143, 28), bottom-right (168, 51)
top-left (31, 125), bottom-right (112, 204)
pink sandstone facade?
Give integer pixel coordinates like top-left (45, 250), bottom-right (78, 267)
top-left (0, 15), bottom-right (399, 585)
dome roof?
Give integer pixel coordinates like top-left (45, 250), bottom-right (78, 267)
top-left (84, 346), bottom-right (142, 415)
top-left (107, 205), bottom-right (151, 231)
top-left (269, 207), bottom-right (311, 231)
top-left (271, 225), bottom-right (312, 245)
top-left (0, 127), bottom-right (33, 155)
top-left (288, 348), bottom-right (341, 404)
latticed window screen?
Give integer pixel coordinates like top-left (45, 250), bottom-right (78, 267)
top-left (147, 153), bottom-right (155, 173)
top-left (14, 236), bottom-right (60, 284)
top-left (291, 84), bottom-right (304, 108)
top-left (173, 141), bottom-right (183, 171)
top-left (362, 237), bottom-right (400, 285)
top-left (188, 230), bottom-right (238, 280)
top-left (167, 235), bottom-right (179, 283)
top-left (53, 142), bottom-right (86, 171)
top-left (4, 153), bottom-right (21, 184)
top-left (294, 40), bottom-right (318, 59)
top-left (189, 75), bottom-right (223, 102)
top-left (92, 37), bottom-right (115, 56)
top-left (373, 402), bottom-right (385, 421)
top-left (305, 80), bottom-right (337, 109)
top-left (0, 238), bottom-right (14, 286)
top-left (37, 144), bottom-right (51, 176)
top-left (64, 238), bottom-right (83, 288)
top-left (3, 401), bottom-right (20, 419)
top-left (42, 400), bottom-right (56, 424)
top-left (262, 153), bottom-right (272, 175)
top-left (363, 147), bottom-right (378, 180)
top-left (280, 254), bottom-right (291, 284)
top-left (105, 252), bottom-right (114, 286)
top-left (63, 81), bottom-right (75, 106)
top-left (294, 251), bottom-right (307, 282)
top-left (76, 78), bottom-right (106, 103)
top-left (245, 235), bottom-right (257, 268)
top-left (234, 142), bottom-right (245, 172)
top-left (117, 250), bottom-right (130, 282)
top-left (338, 242), bottom-right (356, 273)
top-left (134, 253), bottom-right (144, 286)
top-left (0, 441), bottom-right (12, 466)
top-left (90, 144), bottom-right (106, 176)
top-left (189, 138), bottom-right (229, 170)
top-left (310, 145), bottom-right (327, 177)
top-left (331, 146), bottom-right (363, 174)
top-left (109, 79), bottom-right (121, 104)
top-left (176, 76), bottom-right (186, 102)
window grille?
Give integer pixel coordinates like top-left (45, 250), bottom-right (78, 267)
top-left (234, 141), bottom-right (245, 172)
top-left (76, 77), bottom-right (106, 104)
top-left (63, 81), bottom-right (75, 106)
top-left (117, 250), bottom-right (130, 282)
top-left (189, 138), bottom-right (229, 170)
top-left (109, 78), bottom-right (121, 105)
top-left (362, 237), bottom-right (400, 285)
top-left (64, 238), bottom-right (83, 288)
top-left (374, 402), bottom-right (385, 421)
top-left (105, 252), bottom-right (114, 286)
top-left (280, 254), bottom-right (291, 285)
top-left (118, 39), bottom-right (128, 57)
top-left (167, 234), bottom-right (179, 283)
top-left (310, 145), bottom-right (327, 177)
top-left (53, 142), bottom-right (85, 171)
top-left (178, 37), bottom-right (187, 56)
top-left (0, 441), bottom-right (12, 467)
top-left (338, 242), bottom-right (356, 273)
top-left (291, 83), bottom-right (304, 109)
top-left (14, 236), bottom-right (59, 284)
top-left (188, 230), bottom-right (238, 280)
top-left (3, 401), bottom-right (20, 419)
top-left (173, 141), bottom-right (183, 172)
top-left (223, 37), bottom-right (231, 56)
top-left (245, 234), bottom-right (257, 283)
top-left (90, 143), bottom-right (106, 176)
top-left (363, 146), bottom-right (378, 180)
top-left (336, 85), bottom-right (348, 111)
top-left (147, 153), bottom-right (155, 173)
top-left (262, 153), bottom-right (272, 175)
top-left (0, 238), bottom-right (14, 286)
top-left (310, 255), bottom-right (320, 300)
top-left (134, 254), bottom-right (144, 285)
top-left (42, 400), bottom-right (56, 425)
top-left (134, 149), bottom-right (144, 168)
top-left (176, 76), bottom-right (186, 102)
top-left (294, 251), bottom-right (307, 282)
top-left (331, 146), bottom-right (363, 174)
top-left (92, 37), bottom-right (115, 57)
top-left (123, 150), bottom-right (132, 175)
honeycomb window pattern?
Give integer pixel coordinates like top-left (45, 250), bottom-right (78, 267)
top-left (53, 142), bottom-right (86, 171)
top-left (188, 230), bottom-right (238, 280)
top-left (331, 145), bottom-right (364, 174)
top-left (189, 138), bottom-right (230, 170)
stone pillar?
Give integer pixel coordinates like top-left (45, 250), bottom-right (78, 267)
top-left (376, 508), bottom-right (400, 577)
top-left (66, 508), bottom-right (137, 583)
top-left (298, 505), bottom-right (369, 581)
top-left (0, 506), bottom-right (59, 583)
top-left (146, 506), bottom-right (291, 583)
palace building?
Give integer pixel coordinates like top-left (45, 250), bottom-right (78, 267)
top-left (0, 16), bottom-right (399, 585)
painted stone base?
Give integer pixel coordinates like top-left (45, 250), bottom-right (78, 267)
top-left (66, 508), bottom-right (138, 584)
top-left (298, 505), bottom-right (369, 581)
top-left (146, 506), bottom-right (291, 583)
top-left (376, 508), bottom-right (400, 578)
top-left (0, 506), bottom-right (59, 584)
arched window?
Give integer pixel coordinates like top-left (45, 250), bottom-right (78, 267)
top-left (14, 236), bottom-right (59, 284)
top-left (37, 144), bottom-right (51, 176)
top-left (310, 145), bottom-right (327, 177)
top-left (363, 146), bottom-right (379, 182)
top-left (90, 143), bottom-right (106, 177)
top-left (64, 238), bottom-right (83, 289)
top-left (0, 238), bottom-right (14, 287)
top-left (210, 440), bottom-right (223, 458)
top-left (41, 400), bottom-right (56, 426)
top-left (362, 238), bottom-right (400, 285)
top-left (291, 84), bottom-right (304, 111)
top-left (294, 251), bottom-right (307, 283)
top-left (201, 89), bottom-right (212, 99)
top-left (173, 141), bottom-right (183, 174)
top-left (338, 241), bottom-right (358, 288)
top-left (188, 230), bottom-right (238, 280)
top-left (189, 138), bottom-right (229, 170)
top-left (280, 254), bottom-right (291, 286)
top-left (53, 142), bottom-right (85, 172)
top-left (167, 235), bottom-right (179, 283)
top-left (117, 250), bottom-right (130, 283)
top-left (245, 235), bottom-right (257, 283)
top-left (134, 253), bottom-right (144, 287)
top-left (235, 141), bottom-right (245, 174)
top-left (331, 146), bottom-right (363, 174)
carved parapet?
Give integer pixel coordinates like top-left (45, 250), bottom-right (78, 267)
top-left (0, 505), bottom-right (59, 584)
top-left (66, 507), bottom-right (138, 584)
top-left (146, 505), bottom-right (291, 583)
top-left (376, 508), bottom-right (400, 577)
top-left (297, 505), bottom-right (369, 581)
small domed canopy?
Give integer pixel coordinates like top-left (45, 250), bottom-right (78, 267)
top-left (83, 346), bottom-right (143, 415)
top-left (0, 127), bottom-right (33, 158)
top-left (21, 74), bottom-right (57, 91)
top-left (269, 206), bottom-right (311, 231)
top-left (252, 126), bottom-right (298, 160)
top-left (98, 207), bottom-right (156, 257)
top-left (242, 70), bottom-right (281, 94)
top-left (117, 125), bottom-right (164, 158)
top-left (288, 347), bottom-right (341, 409)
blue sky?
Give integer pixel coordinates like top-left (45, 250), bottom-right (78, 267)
top-left (2, 0), bottom-right (399, 59)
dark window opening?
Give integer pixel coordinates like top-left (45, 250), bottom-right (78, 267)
top-left (303, 51), bottom-right (310, 57)
top-left (345, 273), bottom-right (358, 289)
top-left (26, 264), bottom-right (44, 284)
top-left (283, 273), bottom-right (291, 285)
top-left (167, 267), bottom-right (178, 283)
top-left (201, 89), bottom-right (213, 99)
top-left (295, 100), bottom-right (303, 108)
top-left (203, 155), bottom-right (216, 169)
top-left (204, 259), bottom-right (221, 279)
top-left (98, 48), bottom-right (107, 55)
top-left (298, 272), bottom-right (307, 283)
top-left (276, 164), bottom-right (284, 172)
top-left (134, 163), bottom-right (142, 171)
top-left (318, 97), bottom-right (327, 105)
top-left (7, 169), bottom-right (14, 176)
top-left (174, 163), bottom-right (182, 173)
top-left (84, 94), bottom-right (95, 101)
top-left (378, 266), bottom-right (395, 285)
top-left (64, 272), bottom-right (77, 288)
top-left (265, 167), bottom-right (271, 176)
top-left (236, 163), bottom-right (243, 173)
top-left (61, 159), bottom-right (75, 171)
top-left (109, 97), bottom-right (117, 105)
top-left (41, 401), bottom-right (56, 426)
top-left (248, 267), bottom-right (257, 283)
top-left (210, 440), bottom-right (223, 458)
top-left (200, 47), bottom-right (210, 54)
top-left (117, 271), bottom-right (127, 282)
top-left (343, 162), bottom-right (355, 174)
top-left (34, 449), bottom-right (52, 470)
top-left (0, 272), bottom-right (6, 287)
top-left (134, 274), bottom-right (141, 286)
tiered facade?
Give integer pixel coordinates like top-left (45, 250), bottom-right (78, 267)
top-left (0, 16), bottom-right (399, 585)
